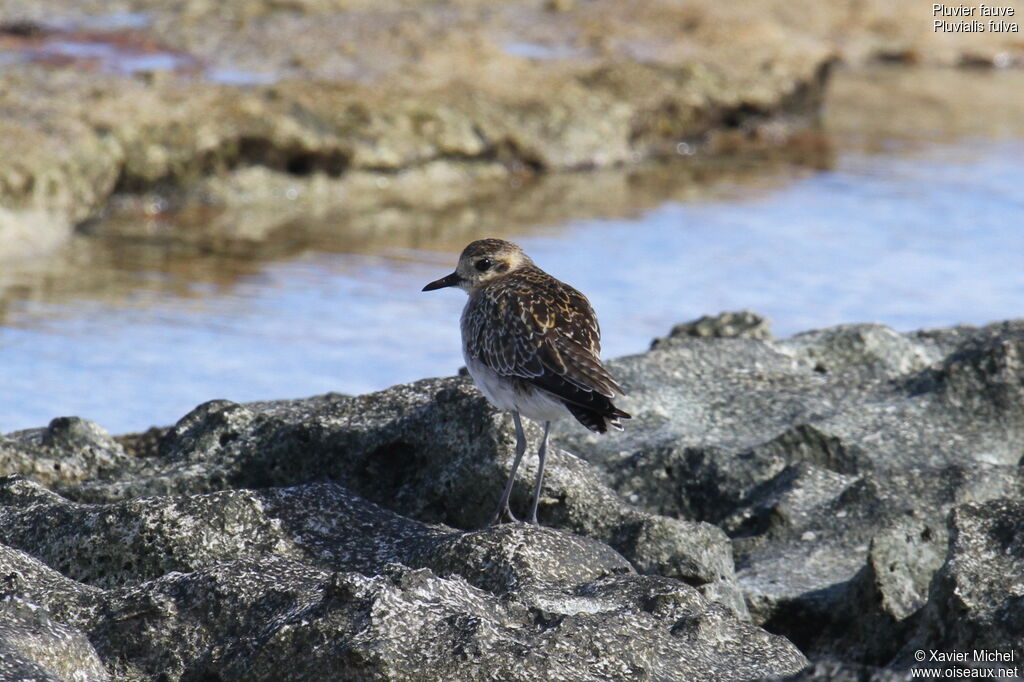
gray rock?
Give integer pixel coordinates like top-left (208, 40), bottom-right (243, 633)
top-left (554, 319), bottom-right (1024, 664)
top-left (732, 463), bottom-right (1020, 663)
top-left (774, 659), bottom-right (912, 681)
top-left (651, 310), bottom-right (773, 348)
top-left (89, 561), bottom-right (802, 682)
top-left (898, 499), bottom-right (1024, 673)
top-left (0, 416), bottom-right (132, 490)
top-left (0, 478), bottom-right (805, 681)
top-left (61, 380), bottom-right (747, 617)
top-left (1, 475), bottom-right (620, 596)
top-left (0, 597), bottom-right (108, 682)
top-left (5, 316), bottom-right (1024, 678)
top-left (0, 542), bottom-right (100, 626)
top-left (781, 323), bottom-right (940, 381)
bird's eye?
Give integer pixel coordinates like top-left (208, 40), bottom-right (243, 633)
top-left (475, 257), bottom-right (494, 272)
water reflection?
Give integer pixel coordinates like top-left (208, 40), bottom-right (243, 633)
top-left (0, 149), bottom-right (825, 326)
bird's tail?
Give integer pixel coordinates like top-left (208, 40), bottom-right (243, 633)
top-left (566, 403), bottom-right (631, 434)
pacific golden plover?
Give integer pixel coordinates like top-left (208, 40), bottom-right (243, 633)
top-left (423, 238), bottom-right (630, 525)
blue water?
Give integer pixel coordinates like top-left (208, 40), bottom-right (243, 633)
top-left (2, 140), bottom-right (1023, 434)
top-left (503, 42), bottom-right (587, 60)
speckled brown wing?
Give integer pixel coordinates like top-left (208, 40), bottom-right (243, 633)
top-left (462, 267), bottom-right (628, 428)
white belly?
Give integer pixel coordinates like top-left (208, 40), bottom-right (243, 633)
top-left (464, 353), bottom-right (570, 423)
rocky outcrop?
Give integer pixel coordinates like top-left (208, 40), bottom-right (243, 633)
top-left (898, 499), bottom-right (1024, 671)
top-left (557, 318), bottom-right (1024, 667)
top-left (651, 309), bottom-right (773, 346)
top-left (5, 0), bottom-right (1024, 266)
top-left (0, 597), bottom-right (109, 682)
top-left (0, 478), bottom-right (804, 681)
top-left (2, 314), bottom-right (1023, 680)
top-left (0, 0), bottom-right (840, 259)
top-left (59, 385), bottom-right (750, 618)
top-left (0, 416), bottom-right (132, 488)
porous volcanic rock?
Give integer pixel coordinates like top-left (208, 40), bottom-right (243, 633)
top-left (0, 477), bottom-right (804, 681)
top-left (0, 416), bottom-right (133, 489)
top-left (61, 383), bottom-right (748, 618)
top-left (554, 318), bottom-right (1024, 667)
top-left (0, 597), bottom-right (109, 682)
top-left (3, 315), bottom-right (1023, 679)
top-left (651, 310), bottom-right (773, 346)
top-left (897, 499), bottom-right (1024, 674)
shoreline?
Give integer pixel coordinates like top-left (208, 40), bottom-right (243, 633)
top-left (2, 314), bottom-right (1022, 677)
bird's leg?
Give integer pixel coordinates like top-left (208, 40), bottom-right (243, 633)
top-left (528, 421), bottom-right (550, 525)
top-left (489, 411), bottom-right (527, 526)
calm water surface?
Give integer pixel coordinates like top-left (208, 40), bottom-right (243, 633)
top-left (2, 133), bottom-right (1023, 434)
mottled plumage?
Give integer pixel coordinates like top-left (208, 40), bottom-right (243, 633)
top-left (461, 265), bottom-right (628, 432)
top-left (423, 238), bottom-right (630, 525)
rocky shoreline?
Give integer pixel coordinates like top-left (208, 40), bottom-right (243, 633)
top-left (4, 0), bottom-right (1024, 261)
top-left (2, 0), bottom-right (1023, 678)
top-left (0, 0), bottom-right (833, 261)
top-left (2, 313), bottom-right (1022, 680)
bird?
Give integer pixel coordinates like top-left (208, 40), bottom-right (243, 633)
top-left (422, 238), bottom-right (630, 525)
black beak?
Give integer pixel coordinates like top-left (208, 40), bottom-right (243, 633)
top-left (422, 271), bottom-right (464, 291)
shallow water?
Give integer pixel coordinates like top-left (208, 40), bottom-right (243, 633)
top-left (2, 72), bottom-right (1023, 434)
top-left (0, 13), bottom-right (279, 84)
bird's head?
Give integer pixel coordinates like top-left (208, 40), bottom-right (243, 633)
top-left (422, 238), bottom-right (532, 294)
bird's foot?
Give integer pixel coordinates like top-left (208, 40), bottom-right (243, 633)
top-left (487, 505), bottom-right (519, 527)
